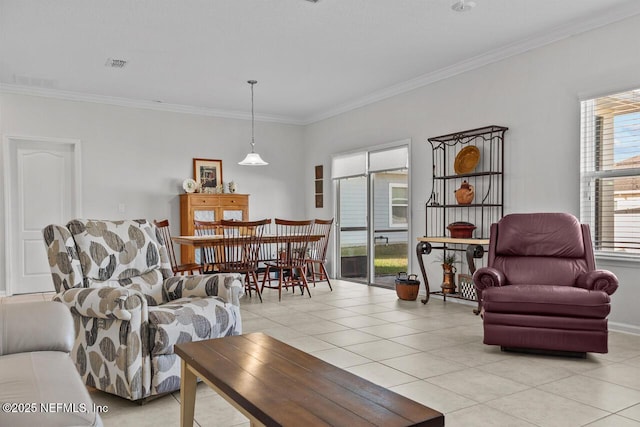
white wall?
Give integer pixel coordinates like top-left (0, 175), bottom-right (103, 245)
top-left (303, 15), bottom-right (640, 332)
top-left (0, 93), bottom-right (306, 294)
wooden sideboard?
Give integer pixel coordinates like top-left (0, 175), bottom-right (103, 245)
top-left (179, 193), bottom-right (249, 264)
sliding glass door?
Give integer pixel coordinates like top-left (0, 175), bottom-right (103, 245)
top-left (337, 176), bottom-right (369, 283)
top-left (371, 170), bottom-right (408, 287)
top-left (333, 143), bottom-right (410, 288)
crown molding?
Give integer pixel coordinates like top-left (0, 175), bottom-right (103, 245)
top-left (0, 83), bottom-right (304, 125)
top-left (301, 3), bottom-right (640, 124)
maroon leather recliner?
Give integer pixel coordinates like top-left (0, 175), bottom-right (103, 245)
top-left (473, 213), bottom-right (618, 354)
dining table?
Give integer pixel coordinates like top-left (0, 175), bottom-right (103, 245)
top-left (172, 233), bottom-right (322, 247)
top-left (172, 234), bottom-right (323, 266)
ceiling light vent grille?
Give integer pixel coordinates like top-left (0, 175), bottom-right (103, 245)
top-left (451, 0), bottom-right (476, 12)
top-left (105, 58), bottom-right (127, 68)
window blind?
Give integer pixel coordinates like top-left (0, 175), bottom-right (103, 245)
top-left (580, 88), bottom-right (640, 255)
top-left (332, 145), bottom-right (409, 179)
top-left (369, 146), bottom-right (408, 172)
top-left (331, 152), bottom-right (367, 179)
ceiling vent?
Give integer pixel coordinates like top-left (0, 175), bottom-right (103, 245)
top-left (105, 58), bottom-right (128, 68)
top-left (451, 0), bottom-right (476, 12)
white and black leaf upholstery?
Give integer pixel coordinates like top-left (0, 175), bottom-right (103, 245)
top-left (43, 219), bottom-right (243, 401)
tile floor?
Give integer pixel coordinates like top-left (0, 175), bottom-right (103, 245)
top-left (3, 280), bottom-right (640, 427)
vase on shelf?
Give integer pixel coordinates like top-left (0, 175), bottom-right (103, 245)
top-left (441, 263), bottom-right (457, 294)
top-left (454, 180), bottom-right (474, 205)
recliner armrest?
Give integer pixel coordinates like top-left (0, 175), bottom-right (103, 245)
top-left (0, 301), bottom-right (74, 356)
top-left (473, 267), bottom-right (507, 290)
top-left (163, 273), bottom-right (244, 306)
top-left (55, 286), bottom-right (147, 321)
top-left (576, 270), bottom-right (619, 295)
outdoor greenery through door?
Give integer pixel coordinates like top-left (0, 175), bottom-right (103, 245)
top-left (333, 144), bottom-right (410, 288)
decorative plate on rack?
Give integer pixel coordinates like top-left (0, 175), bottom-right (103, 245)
top-left (182, 178), bottom-right (197, 193)
top-left (454, 146), bottom-right (480, 175)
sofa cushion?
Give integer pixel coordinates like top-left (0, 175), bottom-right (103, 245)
top-left (492, 256), bottom-right (589, 287)
top-left (0, 301), bottom-right (74, 356)
top-left (148, 297), bottom-right (239, 356)
top-left (94, 269), bottom-right (166, 306)
top-left (68, 219), bottom-right (161, 284)
top-left (482, 284), bottom-right (611, 318)
top-left (0, 351), bottom-right (102, 427)
top-left (495, 213), bottom-right (585, 258)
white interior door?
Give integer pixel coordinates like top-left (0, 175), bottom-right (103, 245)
top-left (5, 137), bottom-right (81, 295)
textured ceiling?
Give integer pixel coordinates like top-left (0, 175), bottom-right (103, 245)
top-left (2, 0), bottom-right (640, 124)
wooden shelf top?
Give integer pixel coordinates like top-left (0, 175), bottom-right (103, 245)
top-left (417, 236), bottom-right (490, 245)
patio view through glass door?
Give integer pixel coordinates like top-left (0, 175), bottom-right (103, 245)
top-left (337, 176), bottom-right (369, 283)
top-left (371, 170), bottom-right (408, 288)
top-left (333, 143), bottom-right (410, 288)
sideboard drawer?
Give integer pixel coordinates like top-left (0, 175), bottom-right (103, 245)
top-left (223, 196), bottom-right (247, 206)
top-left (189, 196), bottom-right (214, 206)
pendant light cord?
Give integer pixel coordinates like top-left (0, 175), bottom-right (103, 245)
top-left (249, 80), bottom-right (256, 153)
top-left (239, 79), bottom-right (267, 165)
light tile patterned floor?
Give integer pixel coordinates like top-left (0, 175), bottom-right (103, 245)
top-left (3, 280), bottom-right (640, 427)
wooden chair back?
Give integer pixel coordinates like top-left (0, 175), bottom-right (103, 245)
top-left (154, 219), bottom-right (203, 275)
top-left (308, 218), bottom-right (333, 262)
top-left (218, 219), bottom-right (271, 273)
top-left (194, 220), bottom-right (222, 271)
top-left (274, 218), bottom-right (314, 269)
top-left (153, 219), bottom-right (179, 271)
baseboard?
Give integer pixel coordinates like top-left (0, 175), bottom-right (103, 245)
top-left (609, 321), bottom-right (640, 336)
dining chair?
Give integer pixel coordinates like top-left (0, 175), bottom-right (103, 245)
top-left (261, 219), bottom-right (314, 301)
top-left (306, 218), bottom-right (333, 291)
top-left (255, 221), bottom-right (275, 284)
top-left (194, 220), bottom-right (222, 273)
top-left (217, 219), bottom-right (271, 302)
top-left (153, 219), bottom-right (202, 275)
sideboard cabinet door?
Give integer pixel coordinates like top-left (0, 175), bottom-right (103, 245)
top-left (179, 193), bottom-right (249, 264)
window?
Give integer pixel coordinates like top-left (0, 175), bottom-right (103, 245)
top-left (580, 88), bottom-right (640, 255)
top-left (389, 183), bottom-right (408, 227)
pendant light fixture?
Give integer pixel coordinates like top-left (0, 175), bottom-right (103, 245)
top-left (239, 80), bottom-right (268, 166)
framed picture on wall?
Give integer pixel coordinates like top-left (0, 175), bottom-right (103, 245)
top-left (193, 158), bottom-right (223, 190)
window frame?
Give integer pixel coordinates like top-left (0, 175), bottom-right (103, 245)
top-left (580, 90), bottom-right (640, 259)
top-left (388, 183), bottom-right (408, 228)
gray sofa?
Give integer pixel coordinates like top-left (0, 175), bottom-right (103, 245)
top-left (0, 301), bottom-right (103, 427)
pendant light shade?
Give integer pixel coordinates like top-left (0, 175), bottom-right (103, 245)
top-left (239, 80), bottom-right (268, 166)
top-left (239, 152), bottom-right (268, 165)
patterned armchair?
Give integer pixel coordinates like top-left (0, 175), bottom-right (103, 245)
top-left (42, 219), bottom-right (243, 401)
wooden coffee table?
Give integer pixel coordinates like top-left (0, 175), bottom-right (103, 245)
top-left (175, 332), bottom-right (443, 427)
